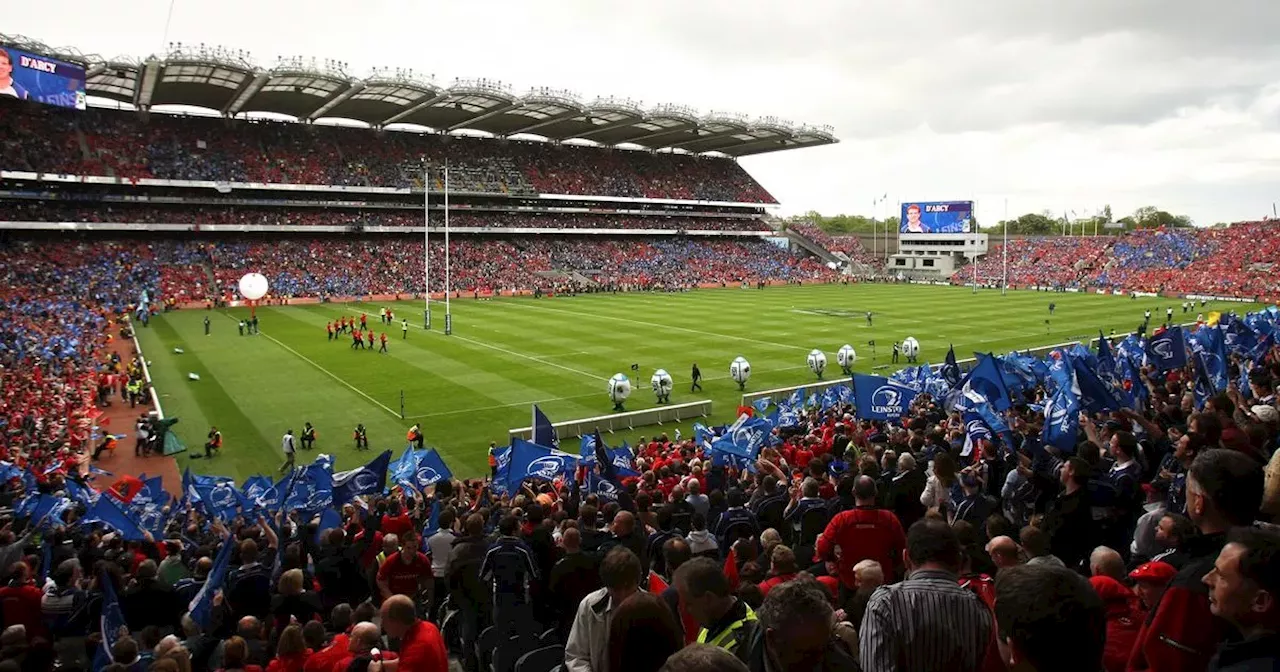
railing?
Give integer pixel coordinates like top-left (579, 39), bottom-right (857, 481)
top-left (509, 400), bottom-right (712, 440)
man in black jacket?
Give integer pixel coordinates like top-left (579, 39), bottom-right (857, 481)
top-left (548, 527), bottom-right (600, 641)
top-left (448, 513), bottom-right (491, 672)
top-left (1041, 457), bottom-right (1094, 571)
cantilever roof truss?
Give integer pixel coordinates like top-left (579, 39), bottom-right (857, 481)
top-left (64, 45), bottom-right (837, 157)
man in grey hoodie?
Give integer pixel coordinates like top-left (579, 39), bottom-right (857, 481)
top-left (564, 547), bottom-right (642, 672)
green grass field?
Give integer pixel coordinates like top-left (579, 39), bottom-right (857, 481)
top-left (134, 284), bottom-right (1259, 482)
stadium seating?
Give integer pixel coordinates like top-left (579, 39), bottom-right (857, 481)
top-left (0, 201), bottom-right (770, 231)
top-left (0, 102), bottom-right (777, 202)
top-left (960, 236), bottom-right (1112, 288)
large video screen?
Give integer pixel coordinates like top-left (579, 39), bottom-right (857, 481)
top-left (0, 45), bottom-right (86, 110)
top-left (900, 200), bottom-right (973, 234)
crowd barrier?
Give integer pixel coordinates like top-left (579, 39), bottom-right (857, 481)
top-left (508, 400), bottom-right (712, 440)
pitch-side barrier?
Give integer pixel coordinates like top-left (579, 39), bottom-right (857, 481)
top-left (509, 400), bottom-right (712, 441)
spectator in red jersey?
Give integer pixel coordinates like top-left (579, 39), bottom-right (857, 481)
top-left (1089, 575), bottom-right (1143, 672)
top-left (0, 562), bottom-right (47, 639)
top-left (376, 532), bottom-right (432, 604)
top-left (817, 476), bottom-right (906, 587)
top-left (757, 546), bottom-right (799, 597)
top-left (1127, 561), bottom-right (1176, 611)
top-left (378, 595), bottom-right (447, 672)
top-left (265, 625), bottom-right (312, 672)
top-left (331, 622), bottom-right (396, 672)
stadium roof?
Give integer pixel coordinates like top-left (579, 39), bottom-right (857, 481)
top-left (2, 35), bottom-right (836, 157)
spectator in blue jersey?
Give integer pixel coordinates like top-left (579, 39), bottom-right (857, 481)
top-left (480, 514), bottom-right (540, 633)
top-left (714, 489), bottom-right (759, 553)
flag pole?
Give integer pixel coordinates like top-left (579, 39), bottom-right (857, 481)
top-left (423, 167), bottom-right (431, 330)
top-left (444, 162), bottom-right (452, 336)
top-left (1002, 197), bottom-right (1008, 296)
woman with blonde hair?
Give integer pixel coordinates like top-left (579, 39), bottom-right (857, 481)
top-left (269, 569), bottom-right (323, 632)
top-left (265, 625), bottom-right (312, 672)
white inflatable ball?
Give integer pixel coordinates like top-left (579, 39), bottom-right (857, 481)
top-left (837, 344), bottom-right (857, 369)
top-left (902, 337), bottom-right (920, 358)
top-left (651, 369), bottom-right (673, 394)
top-left (807, 349), bottom-right (827, 376)
top-left (608, 373), bottom-right (632, 403)
top-left (730, 356), bottom-right (751, 385)
top-left (238, 272), bottom-right (269, 301)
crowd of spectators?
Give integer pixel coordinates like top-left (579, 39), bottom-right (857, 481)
top-left (0, 101), bottom-right (776, 203)
top-left (0, 236), bottom-right (834, 304)
top-left (1, 277), bottom-right (1278, 672)
top-left (959, 237), bottom-right (1113, 289)
top-left (0, 201), bottom-right (770, 232)
top-left (1085, 223), bottom-right (1280, 298)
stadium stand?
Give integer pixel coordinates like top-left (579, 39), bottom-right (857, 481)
top-left (1, 103), bottom-right (779, 202)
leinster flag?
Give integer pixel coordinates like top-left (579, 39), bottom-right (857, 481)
top-left (188, 531), bottom-right (235, 630)
top-left (963, 354), bottom-right (1013, 411)
top-left (505, 438), bottom-right (577, 494)
top-left (853, 374), bottom-right (920, 420)
top-left (711, 414), bottom-right (772, 460)
top-left (333, 450), bottom-right (391, 504)
top-left (1042, 384), bottom-right (1081, 452)
top-left (414, 449), bottom-right (454, 487)
top-left (1146, 325), bottom-right (1188, 372)
top-left (532, 405), bottom-right (559, 450)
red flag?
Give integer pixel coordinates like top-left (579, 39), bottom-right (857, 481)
top-left (108, 474), bottom-right (143, 504)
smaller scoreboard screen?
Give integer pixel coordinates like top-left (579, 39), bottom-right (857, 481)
top-left (0, 45), bottom-right (87, 110)
top-left (900, 201), bottom-right (973, 234)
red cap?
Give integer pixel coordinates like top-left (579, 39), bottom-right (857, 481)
top-left (1129, 561), bottom-right (1177, 584)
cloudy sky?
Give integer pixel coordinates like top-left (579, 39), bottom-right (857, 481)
top-left (12, 0), bottom-right (1280, 224)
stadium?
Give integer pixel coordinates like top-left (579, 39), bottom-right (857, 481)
top-left (2, 20), bottom-right (1280, 672)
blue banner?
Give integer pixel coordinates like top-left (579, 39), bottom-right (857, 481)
top-left (1146, 326), bottom-right (1188, 372)
top-left (187, 532), bottom-right (235, 630)
top-left (710, 414), bottom-right (773, 459)
top-left (333, 450), bottom-right (391, 504)
top-left (506, 438), bottom-right (577, 493)
top-left (853, 374), bottom-right (920, 420)
top-left (414, 449), bottom-right (454, 487)
top-left (900, 201), bottom-right (973, 234)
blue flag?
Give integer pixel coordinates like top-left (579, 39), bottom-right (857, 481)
top-left (491, 445), bottom-right (512, 496)
top-left (752, 397), bottom-right (772, 414)
top-left (421, 500), bottom-right (442, 540)
top-left (129, 503), bottom-right (171, 540)
top-left (710, 414), bottom-right (773, 459)
top-left (195, 480), bottom-right (243, 522)
top-left (133, 475), bottom-right (168, 508)
top-left (93, 570), bottom-right (128, 671)
top-left (1070, 356), bottom-right (1124, 414)
top-left (962, 354), bottom-right (1013, 411)
top-left (85, 495), bottom-right (146, 541)
top-left (333, 450), bottom-right (391, 504)
top-left (1189, 326), bottom-right (1229, 393)
top-left (1147, 325), bottom-right (1188, 371)
top-left (188, 531), bottom-right (235, 630)
top-left (853, 374), bottom-right (920, 420)
top-left (1042, 384), bottom-right (1081, 452)
top-left (586, 470), bottom-right (624, 501)
top-left (414, 449), bottom-right (454, 488)
top-left (532, 405), bottom-right (559, 450)
top-left (1096, 331), bottom-right (1117, 376)
top-left (506, 438), bottom-right (577, 494)
top-left (961, 411), bottom-right (993, 457)
top-left (388, 446), bottom-right (420, 489)
top-left (285, 462), bottom-right (334, 513)
top-left (942, 345), bottom-right (961, 387)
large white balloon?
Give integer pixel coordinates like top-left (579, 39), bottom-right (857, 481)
top-left (608, 373), bottom-right (632, 403)
top-left (807, 349), bottom-right (827, 376)
top-left (238, 273), bottom-right (269, 301)
top-left (902, 337), bottom-right (920, 357)
top-left (730, 357), bottom-right (751, 385)
top-left (651, 369), bottom-right (673, 393)
top-left (837, 344), bottom-right (857, 368)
